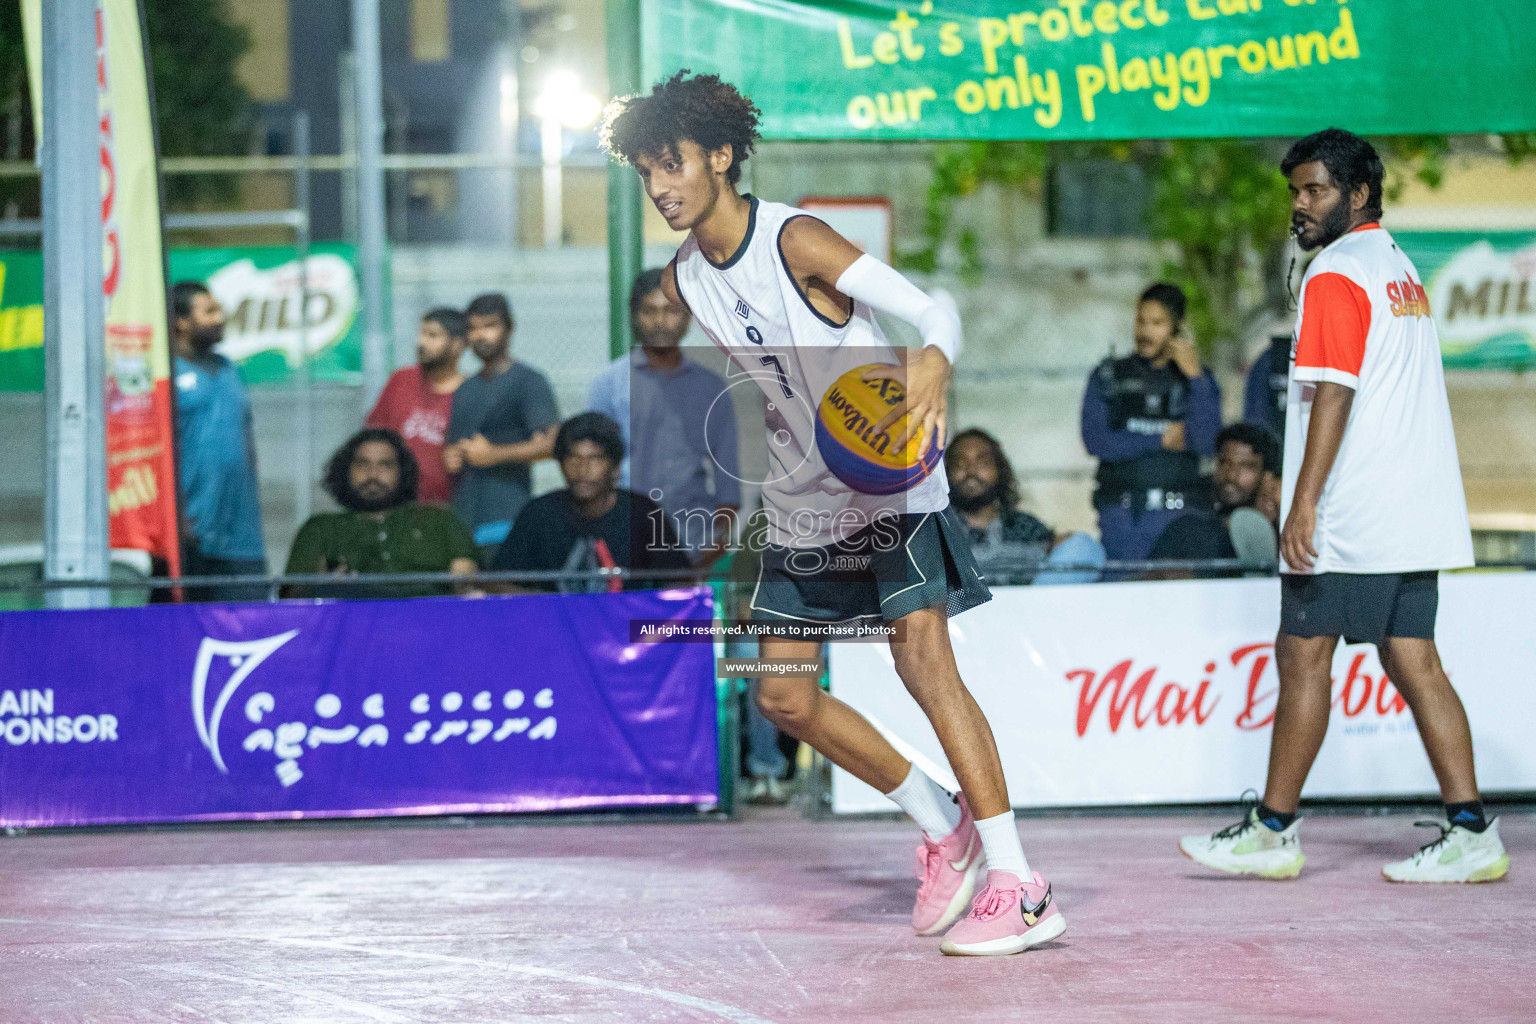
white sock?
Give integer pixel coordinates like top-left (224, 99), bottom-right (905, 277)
top-left (975, 810), bottom-right (1031, 880)
top-left (885, 764), bottom-right (961, 842)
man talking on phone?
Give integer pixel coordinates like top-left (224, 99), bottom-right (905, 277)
top-left (1081, 282), bottom-right (1223, 563)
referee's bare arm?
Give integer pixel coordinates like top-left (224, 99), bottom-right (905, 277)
top-left (1281, 382), bottom-right (1354, 572)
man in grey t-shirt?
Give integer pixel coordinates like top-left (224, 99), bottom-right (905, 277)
top-left (445, 293), bottom-right (559, 550)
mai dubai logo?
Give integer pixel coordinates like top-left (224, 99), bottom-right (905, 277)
top-left (191, 631), bottom-right (300, 773)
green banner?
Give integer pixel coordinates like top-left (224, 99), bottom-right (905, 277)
top-left (166, 244), bottom-right (363, 386)
top-left (1397, 232), bottom-right (1536, 372)
top-left (644, 0), bottom-right (1536, 140)
top-left (0, 244), bottom-right (363, 391)
top-left (0, 250), bottom-right (45, 392)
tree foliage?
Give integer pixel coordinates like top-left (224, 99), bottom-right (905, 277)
top-left (0, 3), bottom-right (23, 122)
top-left (141, 0), bottom-right (251, 161)
top-left (1146, 139), bottom-right (1292, 360)
top-left (913, 133), bottom-right (1530, 363)
top-left (0, 0), bottom-right (251, 211)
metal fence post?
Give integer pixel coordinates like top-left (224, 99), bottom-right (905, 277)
top-left (352, 0), bottom-right (389, 409)
top-left (41, 0), bottom-right (109, 610)
top-left (339, 52), bottom-right (359, 244)
top-left (605, 0), bottom-right (644, 361)
top-left (293, 110), bottom-right (314, 533)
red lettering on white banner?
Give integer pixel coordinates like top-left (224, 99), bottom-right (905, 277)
top-left (1075, 643), bottom-right (1407, 737)
top-left (1070, 659), bottom-right (1218, 737)
top-left (1233, 643), bottom-right (1276, 730)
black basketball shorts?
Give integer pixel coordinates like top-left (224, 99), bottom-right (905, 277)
top-left (749, 506), bottom-right (992, 625)
top-left (1279, 571), bottom-right (1439, 647)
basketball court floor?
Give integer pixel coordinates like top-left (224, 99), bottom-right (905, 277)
top-left (2, 806), bottom-right (1531, 1023)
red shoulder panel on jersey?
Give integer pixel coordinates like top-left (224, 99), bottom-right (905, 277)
top-left (1295, 271), bottom-right (1371, 387)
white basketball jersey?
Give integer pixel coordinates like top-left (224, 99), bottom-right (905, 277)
top-left (672, 197), bottom-right (948, 549)
top-left (1282, 224), bottom-right (1473, 573)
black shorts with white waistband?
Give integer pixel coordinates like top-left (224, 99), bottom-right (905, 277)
top-left (749, 506), bottom-right (992, 625)
top-left (1280, 571), bottom-right (1439, 647)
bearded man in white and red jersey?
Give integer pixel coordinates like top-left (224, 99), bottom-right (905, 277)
top-left (1181, 129), bottom-right (1509, 885)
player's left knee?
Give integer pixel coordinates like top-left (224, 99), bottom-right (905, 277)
top-left (892, 649), bottom-right (960, 704)
top-left (888, 608), bottom-right (960, 690)
top-left (1384, 637), bottom-right (1444, 679)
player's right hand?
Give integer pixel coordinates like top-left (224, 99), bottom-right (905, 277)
top-left (865, 347), bottom-right (949, 460)
top-left (1280, 501), bottom-right (1318, 571)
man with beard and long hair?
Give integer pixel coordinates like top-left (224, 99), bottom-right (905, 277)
top-left (945, 428), bottom-right (1104, 585)
top-left (1180, 129), bottom-right (1509, 884)
top-left (366, 308), bottom-right (469, 505)
top-left (171, 280), bottom-right (266, 601)
top-left (284, 428), bottom-right (478, 599)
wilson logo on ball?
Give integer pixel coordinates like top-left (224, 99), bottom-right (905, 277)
top-left (815, 364), bottom-right (943, 495)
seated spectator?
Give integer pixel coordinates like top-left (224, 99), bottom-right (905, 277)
top-left (284, 429), bottom-right (478, 599)
top-left (365, 308), bottom-right (468, 505)
top-left (1243, 335), bottom-right (1291, 438)
top-left (491, 412), bottom-right (690, 592)
top-left (1149, 422), bottom-right (1282, 573)
top-left (946, 428), bottom-right (1105, 585)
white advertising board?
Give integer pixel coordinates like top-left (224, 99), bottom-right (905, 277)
top-left (830, 574), bottom-right (1536, 813)
top-left (798, 197), bottom-right (892, 264)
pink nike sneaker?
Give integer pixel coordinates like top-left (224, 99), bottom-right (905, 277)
top-left (912, 797), bottom-right (982, 936)
top-left (939, 869), bottom-right (1066, 956)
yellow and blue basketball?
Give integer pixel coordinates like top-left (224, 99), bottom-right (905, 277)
top-left (815, 364), bottom-right (943, 496)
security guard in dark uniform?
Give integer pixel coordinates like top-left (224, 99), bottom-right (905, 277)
top-left (1243, 335), bottom-right (1291, 437)
top-left (1080, 283), bottom-right (1222, 562)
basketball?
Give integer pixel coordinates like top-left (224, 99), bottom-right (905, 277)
top-left (815, 364), bottom-right (943, 495)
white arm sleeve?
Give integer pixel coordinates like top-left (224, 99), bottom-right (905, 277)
top-left (834, 253), bottom-right (962, 365)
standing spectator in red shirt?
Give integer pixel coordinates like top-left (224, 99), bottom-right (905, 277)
top-left (365, 308), bottom-right (467, 505)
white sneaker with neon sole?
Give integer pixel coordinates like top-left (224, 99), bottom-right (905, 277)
top-left (1383, 818), bottom-right (1510, 884)
top-left (1179, 807), bottom-right (1305, 880)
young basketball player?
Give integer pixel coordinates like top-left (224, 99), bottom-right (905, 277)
top-left (602, 72), bottom-right (1063, 955)
top-left (1181, 129), bottom-right (1509, 884)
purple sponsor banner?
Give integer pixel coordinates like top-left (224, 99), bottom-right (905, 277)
top-left (0, 588), bottom-right (718, 827)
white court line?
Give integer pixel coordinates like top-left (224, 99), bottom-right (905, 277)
top-left (0, 918), bottom-right (780, 1024)
top-left (166, 1000), bottom-right (231, 1024)
top-left (153, 964), bottom-right (416, 1023)
top-left (750, 930), bottom-right (810, 1004)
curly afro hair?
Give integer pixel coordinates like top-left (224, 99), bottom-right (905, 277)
top-left (601, 71), bottom-right (762, 185)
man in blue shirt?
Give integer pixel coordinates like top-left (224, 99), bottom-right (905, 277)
top-left (171, 281), bottom-right (266, 600)
top-left (587, 268), bottom-right (741, 566)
